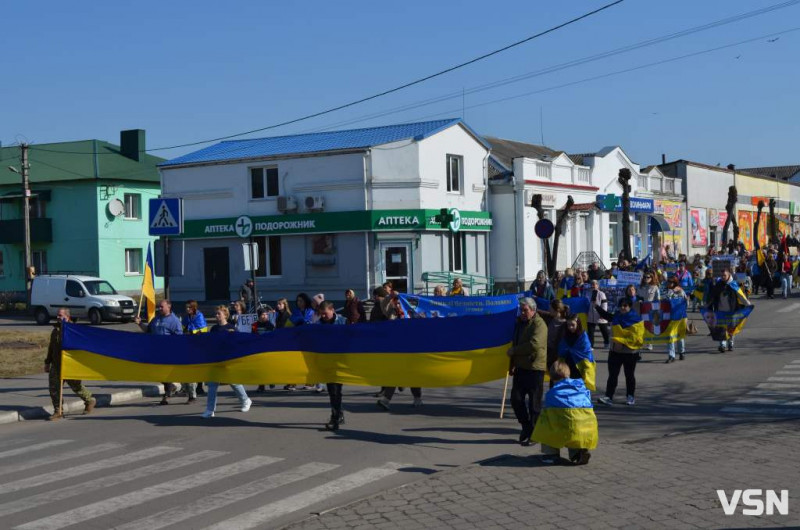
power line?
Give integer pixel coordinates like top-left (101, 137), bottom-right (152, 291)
top-left (28, 0), bottom-right (625, 156)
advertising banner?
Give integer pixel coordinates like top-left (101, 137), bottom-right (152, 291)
top-left (738, 211), bottom-right (753, 250)
top-left (690, 208), bottom-right (708, 247)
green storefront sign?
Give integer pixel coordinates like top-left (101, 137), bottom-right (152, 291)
top-left (180, 209), bottom-right (492, 239)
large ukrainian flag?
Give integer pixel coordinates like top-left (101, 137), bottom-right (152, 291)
top-left (532, 378), bottom-right (598, 449)
top-left (556, 276), bottom-right (575, 299)
top-left (60, 310), bottom-right (517, 387)
top-left (611, 310), bottom-right (644, 350)
top-left (557, 332), bottom-right (596, 391)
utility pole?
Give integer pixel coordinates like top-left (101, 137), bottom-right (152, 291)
top-left (21, 144), bottom-right (32, 302)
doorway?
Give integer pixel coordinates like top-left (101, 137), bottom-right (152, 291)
top-left (203, 247), bottom-right (230, 301)
top-left (380, 242), bottom-right (413, 293)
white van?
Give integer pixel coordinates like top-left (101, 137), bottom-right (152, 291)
top-left (30, 275), bottom-right (138, 325)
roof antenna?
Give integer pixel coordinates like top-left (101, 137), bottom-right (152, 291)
top-left (540, 105), bottom-right (545, 145)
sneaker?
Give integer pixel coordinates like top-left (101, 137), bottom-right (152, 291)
top-left (597, 396), bottom-right (613, 406)
top-left (377, 397), bottom-right (391, 410)
top-left (727, 344), bottom-right (734, 352)
top-left (83, 397), bottom-right (96, 415)
top-left (240, 398), bottom-right (252, 413)
top-left (159, 396), bottom-right (169, 406)
top-left (413, 398), bottom-right (423, 408)
top-left (665, 357), bottom-right (674, 364)
top-left (626, 395), bottom-right (635, 406)
top-left (201, 410), bottom-right (215, 418)
top-left (718, 346), bottom-right (725, 353)
top-left (284, 385), bottom-right (296, 391)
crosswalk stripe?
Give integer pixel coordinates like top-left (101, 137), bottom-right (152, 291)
top-left (0, 446), bottom-right (179, 495)
top-left (768, 377), bottom-right (800, 382)
top-left (0, 440), bottom-right (72, 460)
top-left (757, 382), bottom-right (800, 390)
top-left (204, 463), bottom-right (409, 530)
top-left (15, 455), bottom-right (281, 530)
top-left (776, 303), bottom-right (800, 313)
top-left (775, 371), bottom-right (800, 375)
top-left (792, 360), bottom-right (800, 364)
top-left (733, 397), bottom-right (800, 405)
top-left (0, 443), bottom-right (123, 477)
top-left (748, 389), bottom-right (800, 397)
top-left (114, 462), bottom-right (340, 530)
top-left (0, 450), bottom-right (226, 518)
top-left (721, 406), bottom-right (800, 415)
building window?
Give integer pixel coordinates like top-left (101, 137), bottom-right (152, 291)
top-left (0, 250), bottom-right (4, 276)
top-left (124, 193), bottom-right (141, 220)
top-left (250, 167), bottom-right (279, 199)
top-left (448, 233), bottom-right (464, 272)
top-left (253, 236), bottom-right (282, 277)
top-left (125, 248), bottom-right (142, 275)
top-left (446, 155), bottom-right (462, 193)
top-left (536, 164), bottom-right (551, 179)
top-left (29, 198), bottom-right (47, 219)
top-left (32, 250), bottom-right (47, 275)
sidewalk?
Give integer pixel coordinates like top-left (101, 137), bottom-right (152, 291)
top-left (286, 419), bottom-right (800, 529)
top-left (0, 373), bottom-right (163, 424)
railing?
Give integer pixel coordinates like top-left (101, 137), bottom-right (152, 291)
top-left (576, 168), bottom-right (591, 184)
top-left (421, 271), bottom-right (495, 296)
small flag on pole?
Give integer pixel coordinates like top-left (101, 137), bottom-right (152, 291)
top-left (140, 243), bottom-right (157, 322)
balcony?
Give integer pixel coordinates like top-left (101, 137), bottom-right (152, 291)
top-left (0, 218), bottom-right (53, 244)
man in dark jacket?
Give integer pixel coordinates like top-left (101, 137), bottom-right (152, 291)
top-left (45, 308), bottom-right (95, 420)
top-left (507, 297), bottom-right (548, 446)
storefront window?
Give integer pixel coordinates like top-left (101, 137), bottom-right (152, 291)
top-left (449, 233), bottom-right (464, 272)
top-left (254, 236), bottom-right (282, 277)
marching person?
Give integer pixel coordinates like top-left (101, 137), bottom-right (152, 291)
top-left (447, 277), bottom-right (468, 296)
top-left (675, 261), bottom-right (694, 293)
top-left (707, 268), bottom-right (751, 352)
top-left (344, 289), bottom-right (363, 324)
top-left (45, 308), bottom-right (96, 420)
top-left (135, 300), bottom-right (184, 405)
top-left (315, 301), bottom-right (347, 431)
top-left (182, 299), bottom-right (209, 396)
top-left (545, 299), bottom-right (568, 374)
top-left (290, 293), bottom-right (315, 326)
top-left (252, 308), bottom-right (276, 393)
top-left (557, 314), bottom-right (596, 391)
top-left (533, 360), bottom-right (597, 466)
top-left (274, 298), bottom-right (294, 329)
top-left (507, 297), bottom-right (547, 446)
top-left (202, 306), bottom-right (252, 418)
top-left (529, 271), bottom-right (555, 300)
top-left (664, 276), bottom-right (687, 363)
top-left (586, 280), bottom-right (609, 349)
top-left (595, 297), bottom-right (642, 407)
top-left (239, 278), bottom-right (256, 310)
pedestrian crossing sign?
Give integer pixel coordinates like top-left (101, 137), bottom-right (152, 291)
top-left (148, 198), bottom-right (183, 236)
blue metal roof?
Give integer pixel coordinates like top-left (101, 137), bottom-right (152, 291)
top-left (160, 118), bottom-right (487, 167)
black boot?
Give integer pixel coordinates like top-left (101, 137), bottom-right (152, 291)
top-left (519, 423), bottom-right (532, 446)
top-left (325, 412), bottom-right (345, 431)
top-left (256, 385), bottom-right (266, 393)
top-left (196, 383), bottom-right (206, 396)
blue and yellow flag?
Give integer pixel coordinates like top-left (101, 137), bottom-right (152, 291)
top-left (532, 378), bottom-right (598, 450)
top-left (141, 243), bottom-right (156, 323)
top-left (700, 306), bottom-right (754, 341)
top-left (640, 298), bottom-right (687, 345)
top-left (557, 332), bottom-right (596, 391)
top-left (611, 310), bottom-right (644, 350)
top-left (535, 296), bottom-right (590, 330)
top-left (556, 276), bottom-right (575, 299)
top-left (60, 310), bottom-right (517, 387)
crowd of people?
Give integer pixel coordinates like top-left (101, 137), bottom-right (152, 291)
top-left (46, 240), bottom-right (787, 463)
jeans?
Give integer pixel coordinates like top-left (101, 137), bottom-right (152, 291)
top-left (327, 383), bottom-right (343, 415)
top-left (605, 351), bottom-right (637, 399)
top-left (205, 383), bottom-right (248, 412)
top-left (587, 322), bottom-right (610, 348)
top-left (381, 387), bottom-right (421, 400)
top-left (510, 368), bottom-right (545, 434)
top-left (667, 339), bottom-right (685, 359)
top-left (781, 273), bottom-right (791, 298)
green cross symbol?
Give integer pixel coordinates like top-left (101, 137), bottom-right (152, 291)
top-left (603, 194), bottom-right (618, 211)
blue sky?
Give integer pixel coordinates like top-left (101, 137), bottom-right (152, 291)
top-left (2, 0), bottom-right (798, 167)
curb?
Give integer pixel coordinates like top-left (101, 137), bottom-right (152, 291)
top-left (0, 383), bottom-right (164, 425)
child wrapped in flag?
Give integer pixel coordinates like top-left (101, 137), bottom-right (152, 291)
top-left (594, 297), bottom-right (643, 407)
top-left (703, 267), bottom-right (752, 353)
top-left (533, 360), bottom-right (598, 465)
top-left (557, 314), bottom-right (596, 391)
top-left (556, 269), bottom-right (576, 299)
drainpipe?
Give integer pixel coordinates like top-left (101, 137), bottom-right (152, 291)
top-left (363, 151), bottom-right (372, 296)
top-left (512, 175), bottom-right (521, 292)
top-left (482, 150), bottom-right (491, 282)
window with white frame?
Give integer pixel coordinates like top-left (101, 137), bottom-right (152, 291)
top-left (250, 167), bottom-right (279, 199)
top-left (32, 250), bottom-right (47, 274)
top-left (253, 236), bottom-right (282, 277)
top-left (446, 155), bottom-right (462, 193)
top-left (125, 248), bottom-right (142, 275)
top-left (124, 193), bottom-right (141, 220)
top-left (448, 233), bottom-right (464, 272)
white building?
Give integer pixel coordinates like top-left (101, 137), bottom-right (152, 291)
top-left (157, 119), bottom-right (494, 302)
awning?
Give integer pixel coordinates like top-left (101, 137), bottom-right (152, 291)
top-left (649, 214), bottom-right (672, 232)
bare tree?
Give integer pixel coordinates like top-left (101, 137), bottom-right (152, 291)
top-left (549, 195), bottom-right (574, 280)
top-left (753, 200), bottom-right (765, 249)
top-left (530, 194), bottom-right (552, 278)
top-left (722, 186), bottom-right (739, 253)
top-left (768, 198), bottom-right (778, 245)
top-left (618, 168), bottom-right (632, 261)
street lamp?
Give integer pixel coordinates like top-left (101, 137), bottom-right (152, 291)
top-left (8, 147), bottom-right (33, 304)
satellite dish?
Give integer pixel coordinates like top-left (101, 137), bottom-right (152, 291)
top-left (108, 199), bottom-right (125, 217)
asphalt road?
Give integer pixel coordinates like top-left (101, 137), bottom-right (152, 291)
top-left (0, 294), bottom-right (797, 529)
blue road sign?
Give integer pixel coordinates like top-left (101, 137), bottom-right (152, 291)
top-left (149, 198), bottom-right (183, 236)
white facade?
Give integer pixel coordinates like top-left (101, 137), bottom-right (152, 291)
top-left (158, 122), bottom-right (492, 303)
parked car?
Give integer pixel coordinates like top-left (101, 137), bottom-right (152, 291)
top-left (30, 275), bottom-right (138, 325)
